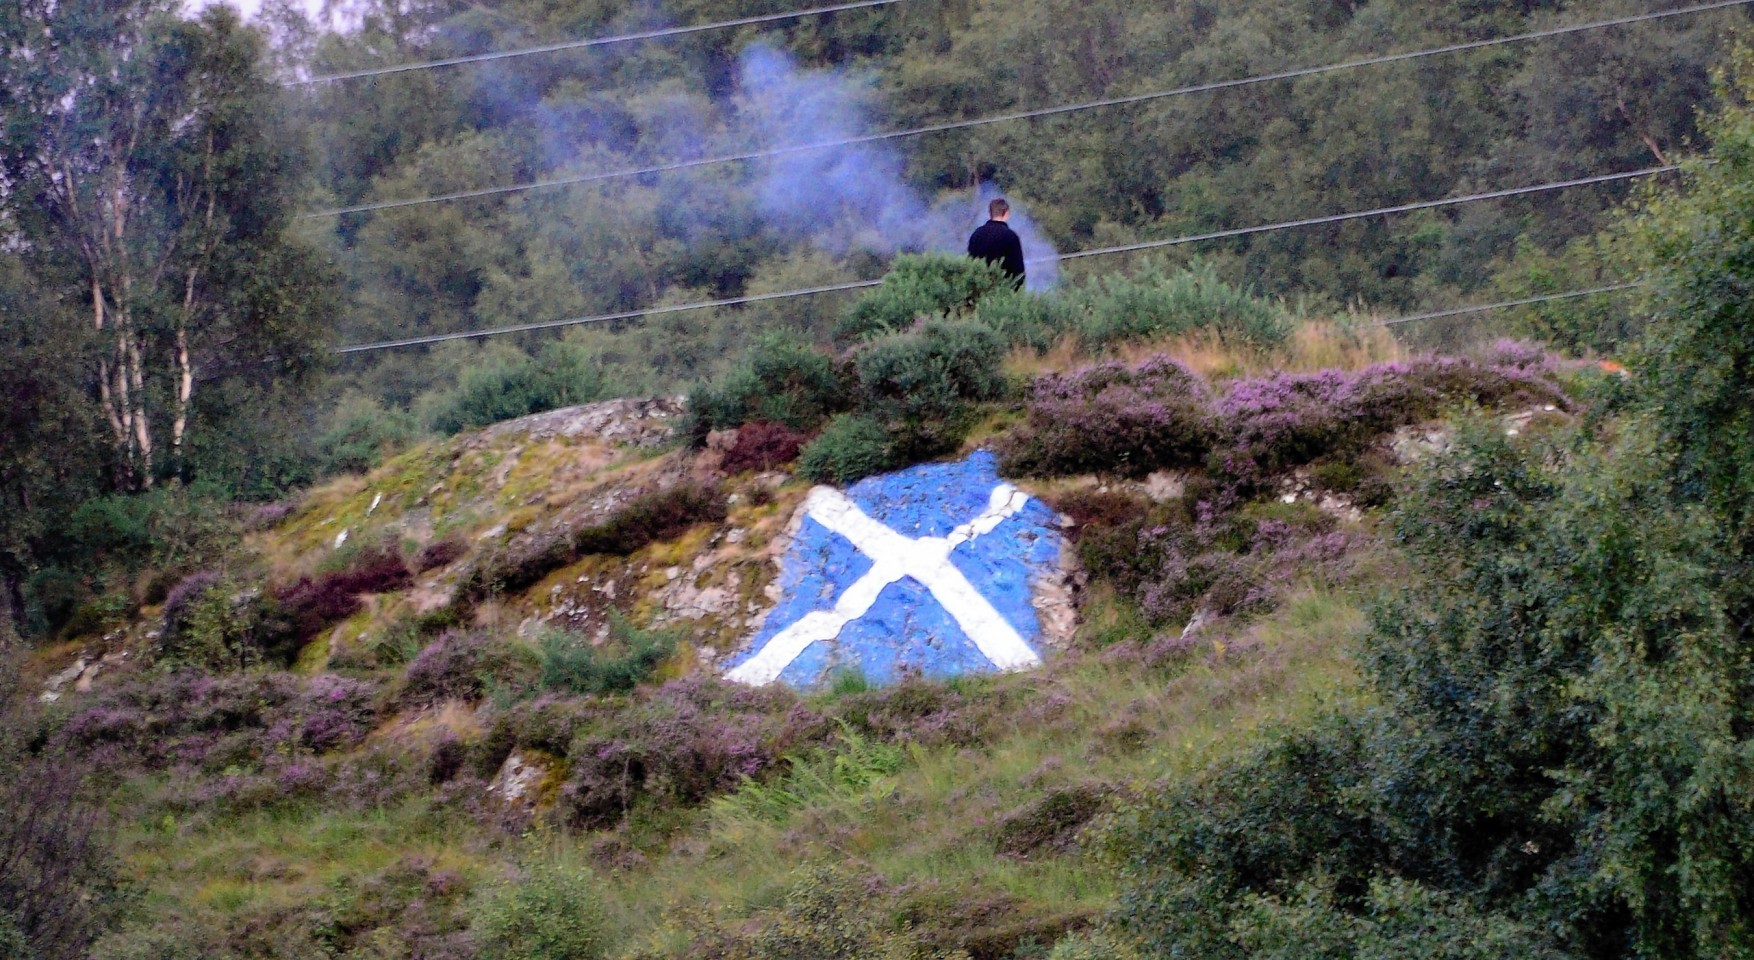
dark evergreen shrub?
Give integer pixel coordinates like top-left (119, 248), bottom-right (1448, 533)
top-left (1069, 260), bottom-right (1291, 348)
top-left (833, 253), bottom-right (1009, 347)
top-left (316, 395), bottom-right (420, 476)
top-left (688, 334), bottom-right (848, 436)
top-left (796, 415), bottom-right (895, 484)
top-left (428, 341), bottom-right (608, 435)
top-left (537, 615), bottom-right (676, 696)
top-left (850, 318), bottom-right (1007, 461)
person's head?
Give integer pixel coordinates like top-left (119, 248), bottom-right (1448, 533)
top-left (988, 198), bottom-right (1010, 222)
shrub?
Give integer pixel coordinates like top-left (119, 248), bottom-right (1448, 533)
top-left (559, 677), bottom-right (821, 829)
top-left (830, 675), bottom-right (992, 747)
top-left (1224, 877), bottom-right (1572, 960)
top-left (538, 616), bottom-right (676, 696)
top-left (88, 922), bottom-right (219, 960)
top-left (316, 393), bottom-right (421, 476)
top-left (572, 484), bottom-right (726, 556)
top-left (720, 421), bottom-right (808, 475)
top-left (855, 315), bottom-right (1010, 435)
top-left (455, 533), bottom-right (575, 605)
top-left (1059, 491), bottom-right (1361, 629)
top-left (534, 339), bottom-right (612, 409)
top-left (471, 695), bottom-right (606, 778)
top-left (428, 353), bottom-right (548, 435)
top-left (314, 855), bottom-right (475, 960)
top-left (0, 755), bottom-right (123, 960)
top-left (402, 632), bottom-right (538, 706)
top-left (297, 674), bottom-right (379, 752)
top-left (994, 783), bottom-right (1114, 859)
top-left (670, 867), bottom-right (963, 960)
top-left (415, 537), bottom-right (469, 572)
top-left (261, 545), bottom-right (411, 662)
top-left (22, 568), bottom-right (88, 638)
top-left (428, 341), bottom-right (608, 435)
top-left (470, 860), bottom-right (610, 960)
top-left (1068, 260), bottom-right (1290, 348)
top-left (974, 286), bottom-right (1074, 352)
top-left (688, 334), bottom-right (848, 435)
top-left (1214, 353), bottom-right (1561, 486)
top-left (323, 544), bottom-right (413, 595)
top-left (55, 671), bottom-right (378, 771)
top-left (1000, 357), bottom-right (1212, 477)
top-left (1047, 933), bottom-right (1135, 960)
top-left (459, 484), bottom-right (725, 602)
top-left (160, 570), bottom-right (223, 632)
top-left (157, 574), bottom-right (266, 670)
top-left (57, 483), bottom-right (238, 584)
top-left (797, 415), bottom-right (895, 485)
top-left (834, 253), bottom-right (1010, 346)
top-left (266, 574), bottom-right (363, 656)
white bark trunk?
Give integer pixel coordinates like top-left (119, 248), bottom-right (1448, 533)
top-left (91, 277), bottom-right (129, 460)
top-left (173, 273), bottom-right (194, 462)
top-left (124, 324), bottom-right (153, 487)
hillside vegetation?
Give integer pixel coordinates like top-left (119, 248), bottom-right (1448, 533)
top-left (7, 3), bottom-right (1754, 960)
top-left (5, 0), bottom-right (1744, 632)
top-left (1, 244), bottom-right (1618, 958)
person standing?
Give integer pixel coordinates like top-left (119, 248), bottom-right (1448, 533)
top-left (967, 198), bottom-right (1025, 289)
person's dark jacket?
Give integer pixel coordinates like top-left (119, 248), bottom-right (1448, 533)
top-left (967, 219), bottom-right (1025, 287)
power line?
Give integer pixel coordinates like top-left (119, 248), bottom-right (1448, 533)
top-left (303, 0), bottom-right (1748, 219)
top-left (332, 279), bottom-right (882, 353)
top-left (1058, 166), bottom-right (1675, 261)
top-left (331, 165), bottom-right (1670, 354)
top-left (295, 0), bottom-right (908, 85)
top-left (1380, 282), bottom-right (1642, 326)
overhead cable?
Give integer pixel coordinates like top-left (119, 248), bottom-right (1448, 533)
top-left (330, 165), bottom-right (1669, 353)
top-left (1380, 282), bottom-right (1643, 326)
top-left (1056, 166), bottom-right (1675, 261)
top-left (303, 0), bottom-right (1747, 219)
top-left (332, 280), bottom-right (882, 353)
top-left (295, 0), bottom-right (907, 85)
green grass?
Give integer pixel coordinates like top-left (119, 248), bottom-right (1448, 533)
top-left (601, 585), bottom-right (1369, 951)
top-left (99, 582), bottom-right (1369, 957)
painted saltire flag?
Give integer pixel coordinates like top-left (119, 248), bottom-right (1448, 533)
top-left (725, 451), bottom-right (1065, 687)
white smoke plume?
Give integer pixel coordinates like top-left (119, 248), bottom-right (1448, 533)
top-left (736, 42), bottom-right (1061, 289)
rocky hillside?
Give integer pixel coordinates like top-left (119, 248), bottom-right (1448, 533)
top-left (12, 331), bottom-right (1595, 960)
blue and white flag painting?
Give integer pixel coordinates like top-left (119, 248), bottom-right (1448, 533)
top-left (724, 451), bottom-right (1065, 687)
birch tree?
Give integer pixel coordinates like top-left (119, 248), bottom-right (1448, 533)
top-left (0, 0), bottom-right (325, 490)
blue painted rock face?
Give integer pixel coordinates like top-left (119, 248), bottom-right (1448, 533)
top-left (724, 451), bottom-right (1067, 687)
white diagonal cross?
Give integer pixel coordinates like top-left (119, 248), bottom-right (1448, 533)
top-left (725, 483), bottom-right (1044, 686)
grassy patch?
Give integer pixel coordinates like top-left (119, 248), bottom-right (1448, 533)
top-left (600, 584), bottom-right (1369, 953)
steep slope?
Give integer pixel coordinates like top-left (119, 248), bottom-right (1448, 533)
top-left (15, 331), bottom-right (1593, 959)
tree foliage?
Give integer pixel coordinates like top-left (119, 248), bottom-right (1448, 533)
top-left (1100, 57), bottom-right (1754, 960)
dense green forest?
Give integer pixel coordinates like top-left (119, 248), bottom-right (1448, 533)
top-left (7, 1), bottom-right (1754, 957)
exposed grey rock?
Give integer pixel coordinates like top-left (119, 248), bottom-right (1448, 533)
top-left (1139, 470), bottom-right (1186, 503)
top-left (486, 751), bottom-right (553, 810)
top-left (479, 396), bottom-right (686, 447)
top-left (1180, 609), bottom-right (1212, 640)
